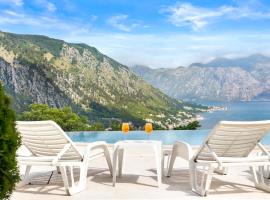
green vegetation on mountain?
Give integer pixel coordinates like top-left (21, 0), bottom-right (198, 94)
top-left (0, 83), bottom-right (20, 200)
top-left (0, 31), bottom-right (205, 129)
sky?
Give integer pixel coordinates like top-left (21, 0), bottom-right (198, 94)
top-left (1, 0), bottom-right (270, 68)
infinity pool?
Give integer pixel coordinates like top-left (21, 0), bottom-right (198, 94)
top-left (67, 130), bottom-right (270, 145)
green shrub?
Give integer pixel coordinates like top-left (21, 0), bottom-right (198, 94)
top-left (89, 122), bottom-right (105, 131)
top-left (20, 104), bottom-right (90, 131)
top-left (109, 121), bottom-right (121, 131)
top-left (173, 121), bottom-right (201, 130)
top-left (0, 83), bottom-right (21, 199)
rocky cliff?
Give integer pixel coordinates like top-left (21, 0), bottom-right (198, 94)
top-left (0, 31), bottom-right (203, 128)
top-left (132, 54), bottom-right (270, 101)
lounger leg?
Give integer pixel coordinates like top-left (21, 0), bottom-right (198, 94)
top-left (266, 166), bottom-right (270, 179)
top-left (190, 163), bottom-right (214, 196)
top-left (262, 165), bottom-right (270, 179)
top-left (250, 166), bottom-right (270, 192)
top-left (203, 165), bottom-right (214, 196)
top-left (166, 155), bottom-right (171, 171)
top-left (154, 144), bottom-right (162, 188)
top-left (118, 148), bottom-right (124, 178)
top-left (78, 164), bottom-right (87, 191)
top-left (189, 161), bottom-right (196, 192)
top-left (59, 164), bottom-right (87, 196)
top-left (161, 154), bottom-right (165, 176)
top-left (56, 166), bottom-right (61, 174)
top-left (103, 146), bottom-right (113, 177)
top-left (190, 161), bottom-right (202, 194)
top-left (167, 153), bottom-right (176, 177)
top-left (214, 167), bottom-right (228, 175)
top-left (112, 147), bottom-right (118, 186)
top-left (59, 166), bottom-right (70, 195)
top-left (17, 165), bottom-right (32, 188)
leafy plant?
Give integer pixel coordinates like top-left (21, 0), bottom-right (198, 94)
top-left (0, 83), bottom-right (21, 200)
top-left (173, 121), bottom-right (201, 130)
top-left (109, 121), bottom-right (121, 131)
top-left (89, 122), bottom-right (105, 131)
top-left (20, 104), bottom-right (90, 131)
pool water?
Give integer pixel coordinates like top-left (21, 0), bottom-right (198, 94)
top-left (67, 130), bottom-right (270, 145)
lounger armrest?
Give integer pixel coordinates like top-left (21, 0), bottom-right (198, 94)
top-left (173, 141), bottom-right (193, 161)
top-left (83, 141), bottom-right (110, 160)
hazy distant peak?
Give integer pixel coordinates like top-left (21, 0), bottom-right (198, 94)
top-left (131, 64), bottom-right (151, 69)
top-left (189, 53), bottom-right (270, 70)
top-left (132, 54), bottom-right (270, 102)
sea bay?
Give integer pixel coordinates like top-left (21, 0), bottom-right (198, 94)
top-left (199, 101), bottom-right (270, 129)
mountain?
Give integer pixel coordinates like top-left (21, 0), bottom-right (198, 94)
top-left (132, 54), bottom-right (270, 101)
top-left (0, 31), bottom-right (205, 128)
top-left (190, 54), bottom-right (270, 71)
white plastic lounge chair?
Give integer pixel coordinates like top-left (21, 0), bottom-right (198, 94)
top-left (190, 120), bottom-right (270, 196)
top-left (16, 120), bottom-right (113, 195)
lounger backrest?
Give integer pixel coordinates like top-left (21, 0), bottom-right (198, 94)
top-left (195, 120), bottom-right (270, 161)
top-left (16, 121), bottom-right (83, 161)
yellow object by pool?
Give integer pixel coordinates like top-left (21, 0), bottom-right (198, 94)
top-left (145, 123), bottom-right (153, 134)
top-left (122, 123), bottom-right (129, 134)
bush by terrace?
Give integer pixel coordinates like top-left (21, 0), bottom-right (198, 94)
top-left (20, 104), bottom-right (91, 131)
top-left (0, 83), bottom-right (21, 199)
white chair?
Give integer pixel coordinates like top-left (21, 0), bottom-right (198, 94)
top-left (190, 120), bottom-right (270, 196)
top-left (16, 120), bottom-right (113, 195)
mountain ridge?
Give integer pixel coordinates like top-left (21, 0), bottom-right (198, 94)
top-left (132, 54), bottom-right (270, 101)
top-left (0, 30), bottom-right (205, 128)
top-left (189, 54), bottom-right (270, 70)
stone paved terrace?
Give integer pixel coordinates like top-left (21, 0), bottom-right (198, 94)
top-left (12, 144), bottom-right (270, 200)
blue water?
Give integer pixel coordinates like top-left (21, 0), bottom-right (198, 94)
top-left (199, 101), bottom-right (270, 129)
top-left (67, 130), bottom-right (270, 145)
top-left (68, 101), bottom-right (270, 145)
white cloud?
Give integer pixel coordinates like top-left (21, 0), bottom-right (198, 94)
top-left (47, 2), bottom-right (56, 12)
top-left (62, 31), bottom-right (270, 68)
top-left (107, 14), bottom-right (139, 32)
top-left (33, 0), bottom-right (56, 12)
top-left (164, 3), bottom-right (230, 30)
top-left (90, 14), bottom-right (98, 22)
top-left (0, 0), bottom-right (23, 6)
top-left (0, 10), bottom-right (83, 30)
top-left (163, 2), bottom-right (270, 31)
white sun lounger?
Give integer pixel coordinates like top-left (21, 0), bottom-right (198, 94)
top-left (16, 120), bottom-right (113, 195)
top-left (165, 120), bottom-right (270, 196)
top-left (190, 120), bottom-right (270, 196)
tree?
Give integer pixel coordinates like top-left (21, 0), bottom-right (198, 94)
top-left (152, 123), bottom-right (166, 130)
top-left (173, 121), bottom-right (201, 130)
top-left (20, 104), bottom-right (90, 131)
top-left (109, 121), bottom-right (121, 131)
top-left (0, 83), bottom-right (21, 199)
top-left (89, 122), bottom-right (105, 131)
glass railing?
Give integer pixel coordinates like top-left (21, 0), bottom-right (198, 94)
top-left (67, 130), bottom-right (270, 145)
